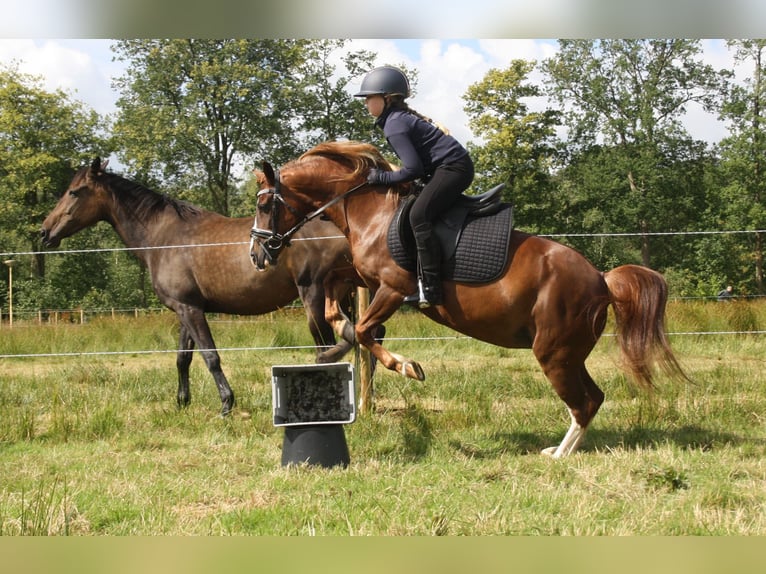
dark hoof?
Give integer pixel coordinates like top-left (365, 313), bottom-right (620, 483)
top-left (316, 341), bottom-right (354, 364)
top-left (341, 321), bottom-right (356, 345)
top-left (221, 397), bottom-right (236, 417)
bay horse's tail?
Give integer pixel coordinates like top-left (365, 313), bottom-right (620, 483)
top-left (603, 264), bottom-right (689, 388)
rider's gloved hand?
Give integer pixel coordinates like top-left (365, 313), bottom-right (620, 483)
top-left (367, 168), bottom-right (385, 185)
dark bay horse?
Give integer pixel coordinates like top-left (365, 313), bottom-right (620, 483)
top-left (41, 158), bottom-right (358, 416)
top-left (250, 141), bottom-right (688, 457)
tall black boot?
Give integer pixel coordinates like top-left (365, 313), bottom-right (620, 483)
top-left (413, 225), bottom-right (442, 308)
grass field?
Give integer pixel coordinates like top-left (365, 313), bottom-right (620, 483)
top-left (0, 300), bottom-right (764, 535)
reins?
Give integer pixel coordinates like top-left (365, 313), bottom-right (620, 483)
top-left (250, 169), bottom-right (367, 262)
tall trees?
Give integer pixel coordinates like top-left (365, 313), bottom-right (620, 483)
top-left (112, 39), bottom-right (376, 216)
top-left (463, 60), bottom-right (561, 230)
top-left (0, 64), bottom-right (107, 288)
top-left (718, 40), bottom-right (766, 294)
top-left (233, 40), bottom-right (380, 217)
top-left (112, 39), bottom-right (311, 215)
top-left (543, 40), bottom-right (727, 268)
top-left (293, 39), bottom-right (378, 146)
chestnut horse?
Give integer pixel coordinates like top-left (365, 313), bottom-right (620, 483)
top-left (250, 141), bottom-right (688, 457)
top-left (41, 158), bottom-right (358, 416)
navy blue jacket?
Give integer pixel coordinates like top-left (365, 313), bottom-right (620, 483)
top-left (373, 107), bottom-right (469, 185)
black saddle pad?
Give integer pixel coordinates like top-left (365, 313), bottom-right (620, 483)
top-left (387, 200), bottom-right (514, 284)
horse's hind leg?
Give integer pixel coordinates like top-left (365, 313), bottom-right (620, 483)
top-left (176, 322), bottom-right (194, 408)
top-left (539, 360), bottom-right (604, 458)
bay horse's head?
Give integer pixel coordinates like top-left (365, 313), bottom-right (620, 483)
top-left (41, 157), bottom-right (109, 248)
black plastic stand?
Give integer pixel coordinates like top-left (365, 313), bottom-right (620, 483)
top-left (281, 424), bottom-right (350, 468)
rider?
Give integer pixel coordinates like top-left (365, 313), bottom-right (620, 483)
top-left (354, 65), bottom-right (474, 308)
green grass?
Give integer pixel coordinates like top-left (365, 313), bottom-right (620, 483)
top-left (0, 301), bottom-right (765, 535)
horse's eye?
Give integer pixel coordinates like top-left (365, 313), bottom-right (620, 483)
top-left (68, 189), bottom-right (79, 198)
top-left (257, 201), bottom-right (271, 213)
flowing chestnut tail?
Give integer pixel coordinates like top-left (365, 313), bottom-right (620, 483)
top-left (603, 264), bottom-right (689, 389)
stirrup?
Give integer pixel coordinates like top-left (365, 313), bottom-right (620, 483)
top-left (402, 280), bottom-right (431, 307)
top-left (403, 292), bottom-right (420, 305)
top-left (417, 279), bottom-right (431, 309)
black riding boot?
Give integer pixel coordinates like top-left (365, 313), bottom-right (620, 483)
top-left (413, 225), bottom-right (443, 308)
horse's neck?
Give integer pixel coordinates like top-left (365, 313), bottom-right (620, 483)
top-left (345, 189), bottom-right (398, 248)
top-left (105, 186), bottom-right (164, 254)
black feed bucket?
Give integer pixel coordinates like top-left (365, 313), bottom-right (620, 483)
top-left (272, 362), bottom-right (355, 468)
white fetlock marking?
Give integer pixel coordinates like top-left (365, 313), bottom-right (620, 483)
top-left (544, 409), bottom-right (587, 458)
top-left (390, 353), bottom-right (411, 377)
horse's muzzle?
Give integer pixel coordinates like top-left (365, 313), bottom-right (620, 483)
top-left (40, 227), bottom-right (60, 248)
top-left (249, 227), bottom-right (284, 271)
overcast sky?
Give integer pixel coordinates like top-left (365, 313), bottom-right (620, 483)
top-left (1, 38), bottom-right (749, 157)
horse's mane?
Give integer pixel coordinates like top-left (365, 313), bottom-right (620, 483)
top-left (298, 141), bottom-right (393, 183)
top-left (91, 168), bottom-right (202, 221)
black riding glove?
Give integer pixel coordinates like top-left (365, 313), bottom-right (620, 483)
top-left (367, 168), bottom-right (384, 185)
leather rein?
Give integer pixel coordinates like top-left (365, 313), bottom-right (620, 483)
top-left (249, 168), bottom-right (367, 265)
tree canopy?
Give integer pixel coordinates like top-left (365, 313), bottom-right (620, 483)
top-left (463, 59), bottom-right (561, 231)
top-left (543, 39), bottom-right (729, 267)
top-left (0, 63), bottom-right (108, 287)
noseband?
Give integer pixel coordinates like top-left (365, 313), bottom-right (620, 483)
top-left (250, 168), bottom-right (367, 266)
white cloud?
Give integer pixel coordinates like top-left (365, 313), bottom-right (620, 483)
top-left (349, 39), bottom-right (741, 147)
top-left (0, 39), bottom-right (119, 116)
top-left (346, 39), bottom-right (558, 145)
top-left (0, 38), bottom-right (742, 150)
top-left (478, 39), bottom-right (558, 64)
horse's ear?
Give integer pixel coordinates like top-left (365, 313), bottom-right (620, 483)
top-left (262, 161), bottom-right (276, 186)
top-left (252, 169), bottom-right (264, 184)
top-left (89, 157), bottom-right (109, 175)
top-left (87, 157), bottom-right (101, 181)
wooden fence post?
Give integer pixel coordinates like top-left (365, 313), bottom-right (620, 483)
top-left (356, 286), bottom-right (373, 415)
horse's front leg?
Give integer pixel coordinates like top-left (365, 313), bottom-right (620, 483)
top-left (355, 286), bottom-right (425, 381)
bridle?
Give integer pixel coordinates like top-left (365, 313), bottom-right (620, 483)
top-left (249, 169), bottom-right (298, 267)
top-left (249, 168), bottom-right (367, 268)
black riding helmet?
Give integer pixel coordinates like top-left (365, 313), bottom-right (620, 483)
top-left (354, 66), bottom-right (410, 98)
